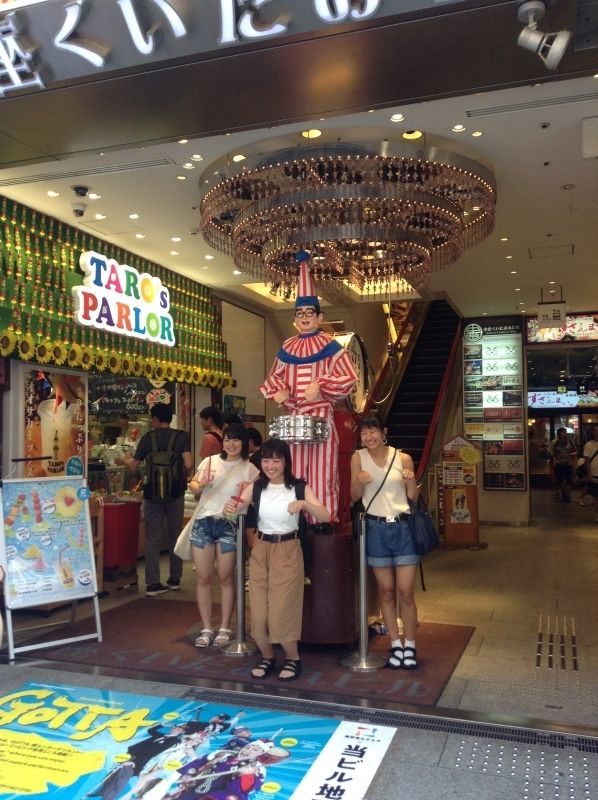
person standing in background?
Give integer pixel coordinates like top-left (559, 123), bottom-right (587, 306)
top-left (118, 403), bottom-right (193, 597)
top-left (551, 427), bottom-right (577, 503)
top-left (583, 423), bottom-right (598, 522)
top-left (198, 406), bottom-right (224, 460)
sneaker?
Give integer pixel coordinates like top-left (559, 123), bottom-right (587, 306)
top-left (167, 578), bottom-right (181, 590)
top-left (145, 583), bottom-right (169, 597)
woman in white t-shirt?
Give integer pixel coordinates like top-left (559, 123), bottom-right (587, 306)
top-left (188, 424), bottom-right (259, 649)
top-left (227, 438), bottom-right (330, 682)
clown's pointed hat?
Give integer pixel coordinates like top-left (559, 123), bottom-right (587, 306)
top-left (294, 250), bottom-right (319, 309)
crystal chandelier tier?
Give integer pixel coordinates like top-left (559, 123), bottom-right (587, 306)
top-left (200, 142), bottom-right (496, 296)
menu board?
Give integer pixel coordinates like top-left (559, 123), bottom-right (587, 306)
top-left (0, 477), bottom-right (97, 609)
top-left (88, 375), bottom-right (176, 415)
top-left (462, 318), bottom-right (526, 491)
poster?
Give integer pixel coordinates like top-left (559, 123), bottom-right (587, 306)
top-left (0, 683), bottom-right (395, 800)
top-left (0, 478), bottom-right (97, 609)
top-left (462, 318), bottom-right (526, 491)
top-left (24, 369), bottom-right (86, 479)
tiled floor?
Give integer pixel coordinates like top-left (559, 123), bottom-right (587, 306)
top-left (2, 488), bottom-right (598, 799)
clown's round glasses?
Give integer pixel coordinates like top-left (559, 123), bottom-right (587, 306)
top-left (295, 309), bottom-right (317, 318)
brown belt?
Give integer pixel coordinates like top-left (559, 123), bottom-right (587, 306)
top-left (257, 531), bottom-right (299, 543)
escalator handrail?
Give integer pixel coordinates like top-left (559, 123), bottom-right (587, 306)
top-left (415, 320), bottom-right (462, 483)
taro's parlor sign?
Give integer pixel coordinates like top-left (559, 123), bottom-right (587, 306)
top-left (72, 251), bottom-right (175, 347)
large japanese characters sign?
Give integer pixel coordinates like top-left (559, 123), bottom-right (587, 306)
top-left (72, 251), bottom-right (176, 347)
top-left (0, 0), bottom-right (471, 99)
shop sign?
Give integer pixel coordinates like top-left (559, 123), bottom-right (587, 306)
top-left (527, 313), bottom-right (598, 343)
top-left (72, 251), bottom-right (175, 347)
top-left (0, 0), bottom-right (482, 98)
top-left (537, 301), bottom-right (566, 330)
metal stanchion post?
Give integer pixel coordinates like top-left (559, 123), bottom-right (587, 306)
top-left (340, 514), bottom-right (385, 671)
top-left (220, 515), bottom-right (257, 656)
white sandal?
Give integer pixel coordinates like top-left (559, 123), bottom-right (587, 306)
top-left (194, 628), bottom-right (213, 648)
top-left (213, 628), bottom-right (233, 647)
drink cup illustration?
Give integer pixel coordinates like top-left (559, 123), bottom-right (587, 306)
top-left (38, 399), bottom-right (75, 473)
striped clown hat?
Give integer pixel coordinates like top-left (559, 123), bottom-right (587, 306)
top-left (295, 250), bottom-right (319, 310)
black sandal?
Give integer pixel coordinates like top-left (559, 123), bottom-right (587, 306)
top-left (386, 645), bottom-right (403, 670)
top-left (278, 659), bottom-right (302, 682)
top-left (402, 646), bottom-right (418, 670)
top-left (251, 657), bottom-right (276, 680)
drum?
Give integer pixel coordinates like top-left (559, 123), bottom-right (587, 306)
top-left (268, 415), bottom-right (330, 443)
top-left (333, 332), bottom-right (369, 413)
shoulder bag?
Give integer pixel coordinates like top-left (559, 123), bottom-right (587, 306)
top-left (407, 494), bottom-right (439, 556)
top-left (352, 448), bottom-right (397, 537)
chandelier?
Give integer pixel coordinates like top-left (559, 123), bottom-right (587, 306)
top-left (200, 139), bottom-right (496, 296)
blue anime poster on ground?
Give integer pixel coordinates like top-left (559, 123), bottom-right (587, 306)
top-left (0, 683), bottom-right (395, 800)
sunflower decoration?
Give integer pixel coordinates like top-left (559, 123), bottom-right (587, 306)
top-left (17, 333), bottom-right (36, 361)
top-left (94, 351), bottom-right (107, 372)
top-left (165, 363), bottom-right (176, 381)
top-left (208, 373), bottom-right (218, 387)
top-left (174, 364), bottom-right (184, 382)
top-left (120, 355), bottom-right (133, 375)
top-left (143, 360), bottom-right (154, 378)
top-left (131, 359), bottom-right (144, 376)
top-left (67, 343), bottom-right (83, 367)
top-left (35, 340), bottom-right (52, 364)
top-left (107, 350), bottom-right (121, 374)
top-left (0, 329), bottom-right (17, 357)
top-left (191, 369), bottom-right (202, 385)
top-left (184, 366), bottom-right (193, 384)
top-left (80, 346), bottom-right (95, 370)
top-left (154, 362), bottom-right (166, 381)
top-left (51, 341), bottom-right (68, 365)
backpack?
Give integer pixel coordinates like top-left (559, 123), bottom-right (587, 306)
top-left (145, 430), bottom-right (181, 502)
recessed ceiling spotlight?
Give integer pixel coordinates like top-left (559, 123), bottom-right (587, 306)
top-left (183, 162), bottom-right (195, 169)
top-left (232, 154), bottom-right (246, 163)
top-left (191, 154), bottom-right (203, 161)
top-left (205, 254), bottom-right (214, 260)
top-left (549, 289), bottom-right (556, 294)
top-left (471, 131), bottom-right (483, 137)
top-left (515, 288), bottom-right (521, 292)
top-left (94, 213), bottom-right (106, 220)
top-left (170, 250), bottom-right (179, 256)
top-left (452, 124), bottom-right (466, 132)
top-left (482, 312), bottom-right (488, 315)
top-left (561, 183), bottom-right (575, 190)
top-left (47, 190), bottom-right (60, 197)
top-left (520, 309), bottom-right (526, 313)
top-left (136, 233), bottom-right (146, 239)
top-left (548, 280), bottom-right (556, 284)
top-left (129, 213), bottom-right (139, 219)
top-left (402, 130), bottom-right (423, 140)
top-left (506, 255), bottom-right (513, 259)
top-left (301, 129), bottom-right (322, 139)
top-left (202, 265), bottom-right (209, 269)
top-left (390, 113), bottom-right (405, 122)
top-left (472, 205), bottom-right (480, 211)
top-left (171, 236), bottom-right (181, 242)
top-left (177, 175), bottom-right (187, 181)
top-left (233, 269), bottom-right (242, 275)
top-left (88, 193), bottom-right (101, 200)
top-left (178, 138), bottom-right (189, 144)
top-left (519, 301), bottom-right (525, 305)
top-left (500, 236), bottom-right (509, 242)
top-left (510, 270), bottom-right (518, 274)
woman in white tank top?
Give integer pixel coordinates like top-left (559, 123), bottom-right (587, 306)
top-left (350, 415), bottom-right (420, 670)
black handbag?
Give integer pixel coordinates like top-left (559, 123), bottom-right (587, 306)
top-left (407, 495), bottom-right (439, 556)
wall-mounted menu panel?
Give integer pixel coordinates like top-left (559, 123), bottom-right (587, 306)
top-left (462, 318), bottom-right (526, 491)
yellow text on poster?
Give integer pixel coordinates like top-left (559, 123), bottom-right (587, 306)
top-left (0, 730), bottom-right (104, 794)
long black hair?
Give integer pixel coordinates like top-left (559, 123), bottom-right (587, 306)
top-left (255, 438), bottom-right (298, 489)
top-left (220, 422), bottom-right (249, 460)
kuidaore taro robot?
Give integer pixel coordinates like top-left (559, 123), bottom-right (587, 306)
top-left (259, 252), bottom-right (357, 524)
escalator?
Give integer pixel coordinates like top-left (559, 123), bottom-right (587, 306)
top-left (385, 300), bottom-right (461, 472)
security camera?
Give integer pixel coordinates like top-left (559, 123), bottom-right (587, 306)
top-left (71, 185), bottom-right (90, 197)
top-left (71, 202), bottom-right (87, 218)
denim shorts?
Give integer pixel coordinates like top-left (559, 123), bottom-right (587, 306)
top-left (366, 517), bottom-right (420, 567)
top-left (190, 516), bottom-right (237, 553)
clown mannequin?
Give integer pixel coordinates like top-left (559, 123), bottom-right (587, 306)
top-left (259, 251), bottom-right (357, 524)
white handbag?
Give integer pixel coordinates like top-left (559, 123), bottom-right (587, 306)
top-left (174, 517), bottom-right (193, 561)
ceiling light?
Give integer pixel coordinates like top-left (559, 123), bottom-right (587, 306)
top-left (390, 113), bottom-right (405, 122)
top-left (515, 288), bottom-right (521, 292)
top-left (548, 280), bottom-right (556, 284)
top-left (178, 138), bottom-right (188, 144)
top-left (500, 237), bottom-right (509, 242)
top-left (94, 213), bottom-right (106, 220)
top-left (171, 236), bottom-right (181, 242)
top-left (88, 193), bottom-right (101, 200)
top-left (129, 213), bottom-right (139, 219)
top-left (183, 162), bottom-right (195, 169)
top-left (519, 302), bottom-right (525, 305)
top-left (204, 254), bottom-right (214, 260)
top-left (510, 270), bottom-right (518, 274)
top-left (232, 154), bottom-right (246, 163)
top-left (191, 154), bottom-right (203, 161)
top-left (135, 233), bottom-right (146, 239)
top-left (452, 124), bottom-right (466, 132)
top-left (201, 139), bottom-right (496, 294)
top-left (471, 131), bottom-right (483, 137)
top-left (517, 1), bottom-right (572, 71)
top-left (402, 130), bottom-right (423, 140)
top-left (367, 109), bottom-right (375, 113)
top-left (561, 183), bottom-right (575, 190)
top-left (301, 129), bottom-right (322, 139)
top-left (233, 269), bottom-right (242, 275)
top-left (177, 175), bottom-right (187, 181)
top-left (47, 190), bottom-right (60, 197)
top-left (170, 250), bottom-right (179, 256)
top-left (506, 255), bottom-right (513, 259)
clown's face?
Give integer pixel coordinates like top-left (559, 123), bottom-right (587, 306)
top-left (293, 306), bottom-right (323, 335)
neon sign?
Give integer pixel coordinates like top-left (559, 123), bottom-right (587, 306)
top-left (72, 251), bottom-right (175, 347)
